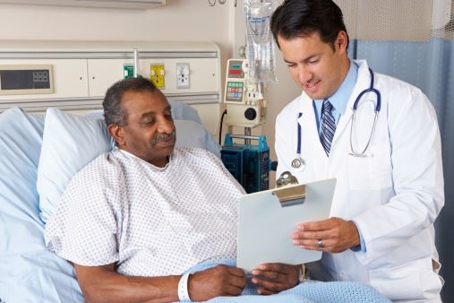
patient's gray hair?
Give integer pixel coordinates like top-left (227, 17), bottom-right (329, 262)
top-left (103, 77), bottom-right (159, 126)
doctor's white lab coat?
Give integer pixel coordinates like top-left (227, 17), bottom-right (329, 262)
top-left (275, 60), bottom-right (444, 303)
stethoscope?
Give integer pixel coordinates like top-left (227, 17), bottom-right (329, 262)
top-left (291, 68), bottom-right (381, 170)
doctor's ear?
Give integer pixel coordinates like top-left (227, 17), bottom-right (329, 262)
top-left (335, 31), bottom-right (349, 51)
top-left (108, 124), bottom-right (125, 147)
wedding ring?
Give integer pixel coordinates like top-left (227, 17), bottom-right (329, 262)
top-left (317, 239), bottom-right (324, 248)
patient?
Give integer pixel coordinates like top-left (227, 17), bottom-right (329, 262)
top-left (45, 77), bottom-right (300, 303)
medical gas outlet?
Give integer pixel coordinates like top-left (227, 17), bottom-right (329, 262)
top-left (150, 64), bottom-right (165, 88)
top-left (123, 64), bottom-right (134, 79)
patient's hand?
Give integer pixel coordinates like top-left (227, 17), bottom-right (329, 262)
top-left (188, 264), bottom-right (247, 301)
top-left (251, 263), bottom-right (300, 295)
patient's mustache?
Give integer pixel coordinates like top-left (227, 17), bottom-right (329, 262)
top-left (152, 131), bottom-right (176, 144)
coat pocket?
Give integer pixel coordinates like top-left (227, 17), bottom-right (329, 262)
top-left (347, 144), bottom-right (392, 190)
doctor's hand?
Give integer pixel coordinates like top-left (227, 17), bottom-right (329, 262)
top-left (188, 264), bottom-right (247, 301)
top-left (251, 263), bottom-right (300, 295)
top-left (291, 217), bottom-right (360, 253)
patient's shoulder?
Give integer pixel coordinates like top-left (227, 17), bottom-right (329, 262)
top-left (70, 151), bottom-right (122, 185)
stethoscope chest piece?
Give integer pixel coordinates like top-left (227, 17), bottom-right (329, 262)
top-left (291, 157), bottom-right (306, 171)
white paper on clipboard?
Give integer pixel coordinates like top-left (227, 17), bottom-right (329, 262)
top-left (237, 178), bottom-right (336, 272)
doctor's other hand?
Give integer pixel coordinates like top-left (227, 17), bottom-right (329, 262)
top-left (251, 263), bottom-right (300, 295)
top-left (188, 264), bottom-right (247, 301)
top-left (291, 217), bottom-right (360, 253)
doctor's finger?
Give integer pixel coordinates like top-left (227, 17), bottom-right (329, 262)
top-left (292, 237), bottom-right (329, 250)
top-left (296, 218), bottom-right (334, 231)
top-left (291, 229), bottom-right (327, 242)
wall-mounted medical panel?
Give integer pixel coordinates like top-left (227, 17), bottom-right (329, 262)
top-left (140, 58), bottom-right (219, 93)
top-left (0, 40), bottom-right (221, 113)
top-left (0, 59), bottom-right (89, 99)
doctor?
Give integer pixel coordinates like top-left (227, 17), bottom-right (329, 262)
top-left (270, 0), bottom-right (444, 302)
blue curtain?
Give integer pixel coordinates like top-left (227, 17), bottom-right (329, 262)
top-left (349, 38), bottom-right (454, 302)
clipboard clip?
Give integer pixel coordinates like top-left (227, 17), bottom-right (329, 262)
top-left (272, 185), bottom-right (306, 207)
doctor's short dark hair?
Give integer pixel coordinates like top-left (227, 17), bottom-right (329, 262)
top-left (270, 0), bottom-right (349, 51)
top-left (103, 77), bottom-right (159, 127)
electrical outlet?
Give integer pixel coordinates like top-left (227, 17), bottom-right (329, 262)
top-left (176, 62), bottom-right (190, 89)
top-left (150, 64), bottom-right (165, 88)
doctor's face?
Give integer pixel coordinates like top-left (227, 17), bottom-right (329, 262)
top-left (277, 31), bottom-right (350, 100)
top-left (110, 89), bottom-right (176, 167)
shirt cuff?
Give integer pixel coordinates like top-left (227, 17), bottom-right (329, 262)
top-left (350, 220), bottom-right (366, 252)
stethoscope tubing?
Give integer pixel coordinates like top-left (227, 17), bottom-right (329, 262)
top-left (296, 112), bottom-right (303, 155)
top-left (352, 68), bottom-right (381, 112)
top-left (349, 68), bottom-right (381, 157)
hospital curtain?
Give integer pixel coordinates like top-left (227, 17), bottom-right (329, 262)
top-left (336, 0), bottom-right (454, 301)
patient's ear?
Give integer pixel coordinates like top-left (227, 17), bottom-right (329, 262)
top-left (108, 124), bottom-right (124, 147)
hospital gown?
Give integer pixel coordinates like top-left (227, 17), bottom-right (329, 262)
top-left (45, 147), bottom-right (245, 277)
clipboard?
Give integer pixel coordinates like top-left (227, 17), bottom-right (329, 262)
top-left (237, 178), bottom-right (336, 272)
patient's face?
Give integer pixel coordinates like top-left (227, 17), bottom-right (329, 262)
top-left (118, 89), bottom-right (176, 167)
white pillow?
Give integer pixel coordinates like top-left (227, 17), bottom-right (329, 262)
top-left (37, 108), bottom-right (111, 223)
top-left (37, 108), bottom-right (220, 223)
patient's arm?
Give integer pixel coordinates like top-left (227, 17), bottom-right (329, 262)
top-left (74, 263), bottom-right (246, 303)
top-left (251, 263), bottom-right (301, 295)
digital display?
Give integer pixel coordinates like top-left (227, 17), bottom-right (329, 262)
top-left (227, 60), bottom-right (244, 78)
top-left (1, 70), bottom-right (50, 90)
top-left (0, 65), bottom-right (53, 95)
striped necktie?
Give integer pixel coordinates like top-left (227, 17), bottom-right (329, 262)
top-left (320, 99), bottom-right (336, 156)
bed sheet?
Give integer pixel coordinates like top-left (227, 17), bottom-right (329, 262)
top-left (0, 107), bottom-right (84, 303)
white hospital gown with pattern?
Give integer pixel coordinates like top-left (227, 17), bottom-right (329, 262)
top-left (45, 147), bottom-right (245, 276)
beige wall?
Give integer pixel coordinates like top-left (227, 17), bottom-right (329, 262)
top-left (0, 1), bottom-right (230, 44)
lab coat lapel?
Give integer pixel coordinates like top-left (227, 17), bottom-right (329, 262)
top-left (298, 93), bottom-right (330, 177)
top-left (298, 93), bottom-right (317, 137)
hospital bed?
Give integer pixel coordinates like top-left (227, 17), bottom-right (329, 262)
top-left (0, 101), bottom-right (394, 303)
